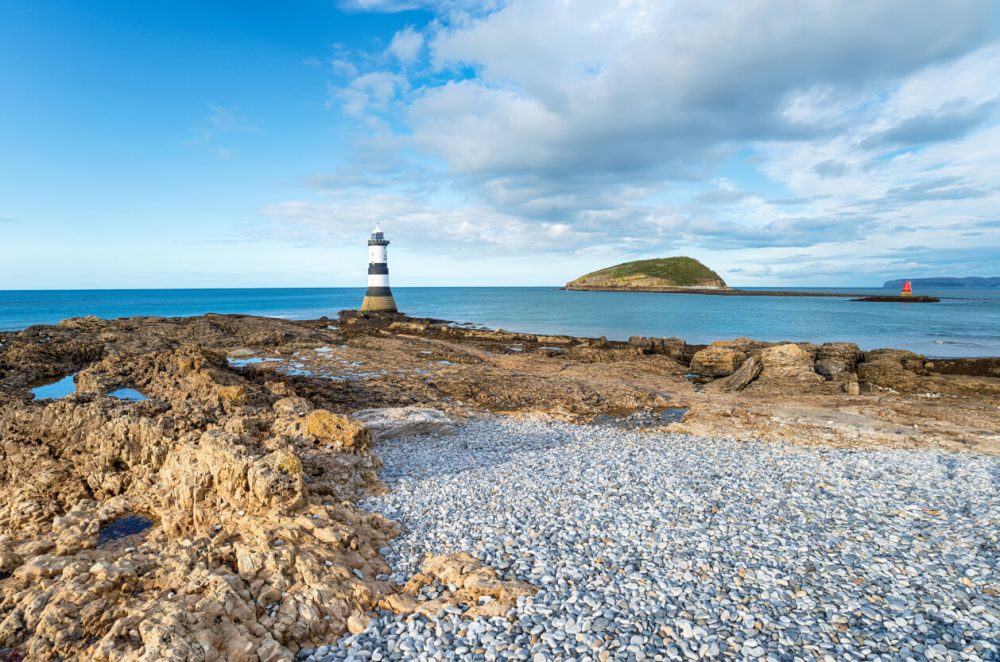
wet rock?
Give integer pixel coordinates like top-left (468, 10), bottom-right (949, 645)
top-left (96, 514), bottom-right (154, 546)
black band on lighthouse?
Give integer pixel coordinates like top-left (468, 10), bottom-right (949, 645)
top-left (368, 263), bottom-right (389, 275)
top-left (364, 286), bottom-right (394, 296)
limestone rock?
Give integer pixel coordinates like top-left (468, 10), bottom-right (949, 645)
top-left (0, 344), bottom-right (395, 661)
top-left (627, 336), bottom-right (687, 361)
top-left (347, 612), bottom-right (371, 635)
top-left (711, 337), bottom-right (771, 352)
top-left (382, 552), bottom-right (537, 619)
top-left (816, 343), bottom-right (862, 380)
top-left (304, 410), bottom-right (372, 451)
top-left (715, 356), bottom-right (763, 392)
top-left (351, 407), bottom-right (456, 441)
top-left (753, 344), bottom-right (824, 388)
top-left (690, 346), bottom-right (747, 377)
top-left (858, 349), bottom-right (928, 392)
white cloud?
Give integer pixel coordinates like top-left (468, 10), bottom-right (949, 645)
top-left (388, 26), bottom-right (424, 65)
top-left (333, 71), bottom-right (409, 120)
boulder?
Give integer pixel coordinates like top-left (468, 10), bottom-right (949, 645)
top-left (754, 344), bottom-right (823, 388)
top-left (689, 346), bottom-right (747, 377)
top-left (351, 407), bottom-right (456, 441)
top-left (730, 343), bottom-right (825, 393)
top-left (858, 349), bottom-right (928, 392)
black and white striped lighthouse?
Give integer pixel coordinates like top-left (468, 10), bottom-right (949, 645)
top-left (361, 224), bottom-right (398, 313)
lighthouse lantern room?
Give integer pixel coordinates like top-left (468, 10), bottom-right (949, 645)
top-left (361, 225), bottom-right (399, 313)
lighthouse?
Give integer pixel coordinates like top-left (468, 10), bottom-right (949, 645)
top-left (900, 280), bottom-right (913, 297)
top-left (361, 224), bottom-right (398, 313)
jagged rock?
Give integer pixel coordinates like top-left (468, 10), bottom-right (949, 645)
top-left (351, 407), bottom-right (456, 441)
top-left (690, 345), bottom-right (747, 377)
top-left (272, 396), bottom-right (313, 418)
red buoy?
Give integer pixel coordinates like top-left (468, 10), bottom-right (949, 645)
top-left (901, 280), bottom-right (913, 297)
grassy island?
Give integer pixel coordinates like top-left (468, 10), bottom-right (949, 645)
top-left (565, 256), bottom-right (727, 290)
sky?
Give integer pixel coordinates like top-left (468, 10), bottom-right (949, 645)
top-left (2, 0), bottom-right (999, 289)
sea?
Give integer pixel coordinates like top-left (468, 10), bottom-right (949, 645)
top-left (1, 286), bottom-right (999, 358)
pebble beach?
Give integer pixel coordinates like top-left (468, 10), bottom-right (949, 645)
top-left (304, 417), bottom-right (1000, 662)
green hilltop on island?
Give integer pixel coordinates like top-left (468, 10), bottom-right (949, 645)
top-left (565, 257), bottom-right (728, 291)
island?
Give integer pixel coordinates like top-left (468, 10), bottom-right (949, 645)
top-left (565, 256), bottom-right (727, 291)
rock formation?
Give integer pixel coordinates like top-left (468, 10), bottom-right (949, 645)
top-left (0, 345), bottom-right (398, 660)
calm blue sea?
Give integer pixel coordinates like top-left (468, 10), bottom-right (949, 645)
top-left (1, 287), bottom-right (999, 357)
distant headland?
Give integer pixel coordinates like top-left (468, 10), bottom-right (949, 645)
top-left (883, 277), bottom-right (1000, 288)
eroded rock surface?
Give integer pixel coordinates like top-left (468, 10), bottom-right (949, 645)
top-left (0, 345), bottom-right (396, 660)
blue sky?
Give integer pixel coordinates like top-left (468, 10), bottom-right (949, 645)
top-left (2, 0), bottom-right (999, 289)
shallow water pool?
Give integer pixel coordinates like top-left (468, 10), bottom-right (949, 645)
top-left (30, 374), bottom-right (77, 400)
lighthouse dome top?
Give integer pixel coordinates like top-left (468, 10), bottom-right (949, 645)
top-left (368, 224), bottom-right (390, 246)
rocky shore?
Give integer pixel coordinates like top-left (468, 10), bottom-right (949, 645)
top-left (0, 312), bottom-right (998, 660)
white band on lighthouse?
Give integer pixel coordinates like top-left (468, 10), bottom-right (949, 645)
top-left (361, 225), bottom-right (398, 313)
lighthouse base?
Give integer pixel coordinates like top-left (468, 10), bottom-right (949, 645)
top-left (361, 295), bottom-right (398, 313)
